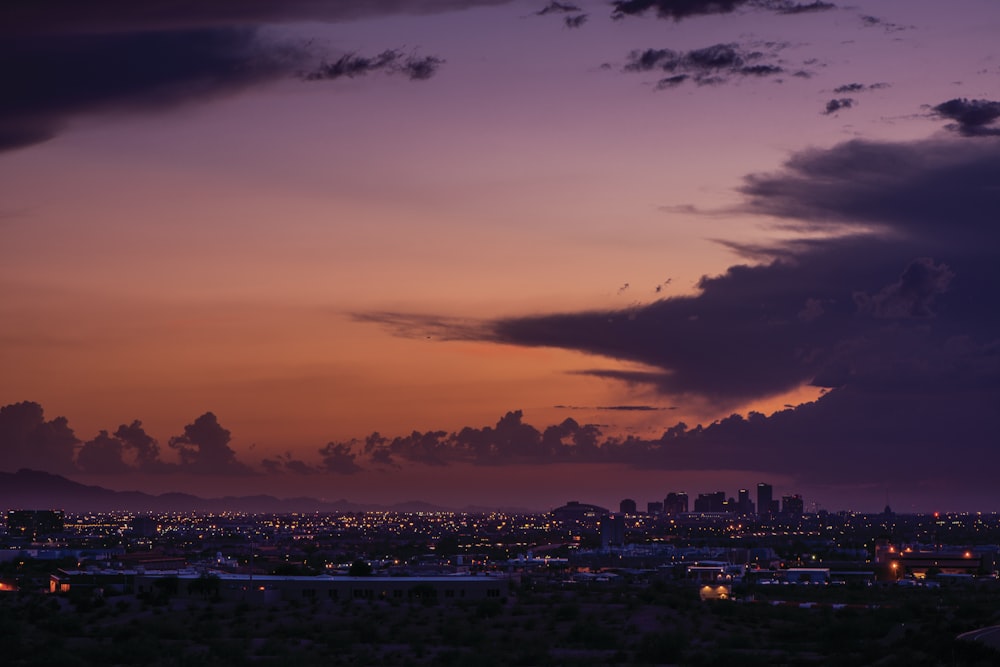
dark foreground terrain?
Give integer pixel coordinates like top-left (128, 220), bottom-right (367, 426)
top-left (4, 578), bottom-right (1000, 666)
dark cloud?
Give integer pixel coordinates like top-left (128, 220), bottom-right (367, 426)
top-left (773, 1), bottom-right (835, 14)
top-left (356, 136), bottom-right (1000, 495)
top-left (318, 442), bottom-right (363, 475)
top-left (833, 82), bottom-right (889, 94)
top-left (114, 420), bottom-right (162, 471)
top-left (303, 50), bottom-right (444, 82)
top-left (0, 1), bottom-right (514, 37)
top-left (610, 0), bottom-right (834, 20)
top-left (611, 0), bottom-right (750, 21)
top-left (536, 1), bottom-right (580, 14)
top-left (854, 258), bottom-right (953, 319)
top-left (401, 55), bottom-right (445, 80)
top-left (624, 42), bottom-right (787, 87)
top-left (0, 401), bottom-right (78, 473)
top-left (168, 412), bottom-right (252, 475)
top-left (932, 98), bottom-right (1000, 137)
top-left (555, 405), bottom-right (673, 411)
top-left (0, 1), bottom-right (470, 152)
top-left (859, 14), bottom-right (908, 32)
top-left (823, 97), bottom-right (855, 114)
top-left (737, 138), bottom-right (1000, 246)
top-left (261, 451), bottom-right (319, 475)
top-left (350, 311), bottom-right (487, 341)
top-left (0, 27), bottom-right (305, 152)
top-left (77, 430), bottom-right (131, 474)
top-left (564, 14), bottom-right (589, 28)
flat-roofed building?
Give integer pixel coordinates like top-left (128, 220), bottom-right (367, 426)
top-left (52, 568), bottom-right (509, 604)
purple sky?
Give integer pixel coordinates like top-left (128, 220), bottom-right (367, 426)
top-left (1, 0), bottom-right (999, 512)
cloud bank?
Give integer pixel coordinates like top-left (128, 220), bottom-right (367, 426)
top-left (0, 0), bottom-right (472, 151)
top-left (354, 130), bottom-right (1000, 491)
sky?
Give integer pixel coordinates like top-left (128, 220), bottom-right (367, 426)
top-left (2, 0), bottom-right (999, 513)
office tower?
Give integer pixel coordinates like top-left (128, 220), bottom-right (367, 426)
top-left (782, 494), bottom-right (804, 517)
top-left (619, 498), bottom-right (637, 514)
top-left (664, 492), bottom-right (688, 515)
top-left (757, 483), bottom-right (773, 518)
top-left (601, 514), bottom-right (625, 549)
top-left (737, 488), bottom-right (755, 516)
top-left (646, 501), bottom-right (663, 515)
top-left (694, 491), bottom-right (726, 513)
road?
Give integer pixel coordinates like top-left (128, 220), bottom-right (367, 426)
top-left (957, 625), bottom-right (1000, 650)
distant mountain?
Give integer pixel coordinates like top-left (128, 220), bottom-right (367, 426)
top-left (0, 469), bottom-right (455, 514)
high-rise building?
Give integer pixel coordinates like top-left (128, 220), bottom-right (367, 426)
top-left (664, 492), bottom-right (688, 515)
top-left (646, 501), bottom-right (663, 515)
top-left (757, 483), bottom-right (773, 519)
top-left (601, 514), bottom-right (625, 549)
top-left (694, 491), bottom-right (726, 513)
top-left (619, 498), bottom-right (637, 514)
top-left (737, 489), bottom-right (755, 516)
top-left (782, 494), bottom-right (804, 517)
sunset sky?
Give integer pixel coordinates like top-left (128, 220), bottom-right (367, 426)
top-left (2, 0), bottom-right (999, 512)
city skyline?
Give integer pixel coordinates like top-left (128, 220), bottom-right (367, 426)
top-left (2, 1), bottom-right (999, 512)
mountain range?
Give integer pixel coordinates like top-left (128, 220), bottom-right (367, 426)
top-left (0, 469), bottom-right (518, 514)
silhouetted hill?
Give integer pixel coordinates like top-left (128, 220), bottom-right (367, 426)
top-left (0, 469), bottom-right (453, 513)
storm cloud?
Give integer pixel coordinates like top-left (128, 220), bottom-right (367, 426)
top-left (0, 0), bottom-right (474, 151)
top-left (0, 28), bottom-right (306, 151)
top-left (356, 135), bottom-right (1000, 490)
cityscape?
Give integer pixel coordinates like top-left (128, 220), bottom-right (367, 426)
top-left (3, 496), bottom-right (1000, 664)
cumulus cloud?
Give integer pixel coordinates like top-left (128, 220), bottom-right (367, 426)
top-left (168, 412), bottom-right (252, 475)
top-left (77, 430), bottom-right (131, 474)
top-left (0, 401), bottom-right (78, 473)
top-left (114, 420), bottom-right (162, 471)
top-left (932, 98), bottom-right (1000, 137)
top-left (318, 441), bottom-right (363, 475)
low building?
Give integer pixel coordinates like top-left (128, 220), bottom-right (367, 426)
top-left (889, 550), bottom-right (983, 577)
top-left (52, 567), bottom-right (509, 604)
top-left (551, 501), bottom-right (609, 523)
top-left (6, 510), bottom-right (64, 538)
top-left (137, 572), bottom-right (510, 603)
